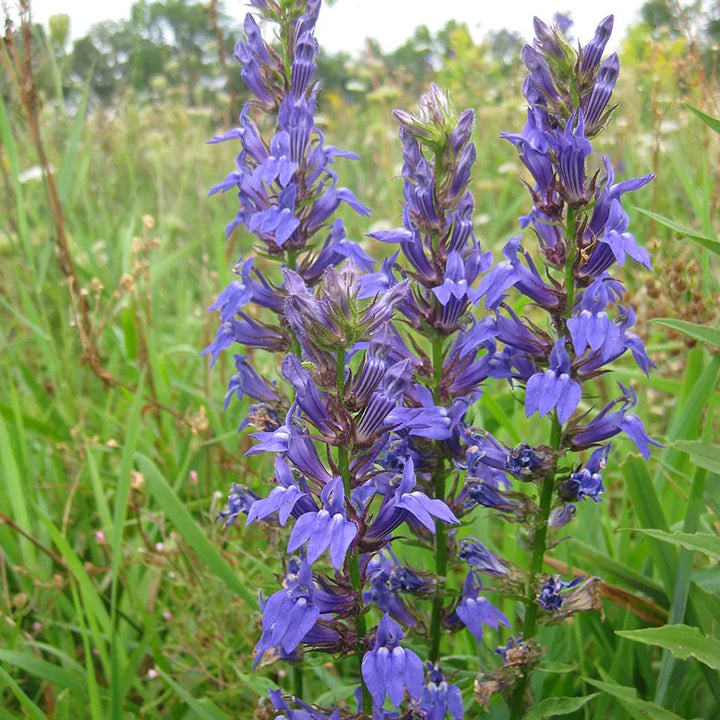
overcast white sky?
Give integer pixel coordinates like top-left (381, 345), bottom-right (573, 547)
top-left (23, 0), bottom-right (647, 53)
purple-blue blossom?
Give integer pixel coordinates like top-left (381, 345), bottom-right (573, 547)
top-left (458, 537), bottom-right (510, 577)
top-left (420, 663), bottom-right (464, 720)
top-left (287, 477), bottom-right (357, 569)
top-left (537, 575), bottom-right (583, 612)
top-left (525, 339), bottom-right (581, 424)
top-left (560, 445), bottom-right (609, 502)
top-left (454, 571), bottom-right (510, 642)
top-left (361, 614), bottom-right (424, 708)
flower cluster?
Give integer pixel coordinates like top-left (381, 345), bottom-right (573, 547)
top-left (204, 0), bottom-right (372, 372)
top-left (208, 6), bottom-right (657, 719)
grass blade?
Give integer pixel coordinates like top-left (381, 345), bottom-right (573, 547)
top-left (136, 453), bottom-right (256, 606)
top-left (0, 417), bottom-right (36, 568)
top-left (156, 670), bottom-right (232, 720)
top-left (0, 649), bottom-right (86, 694)
top-left (58, 72), bottom-right (92, 203)
top-left (684, 102), bottom-right (720, 134)
top-left (634, 207), bottom-right (720, 256)
top-left (652, 319), bottom-right (720, 349)
top-left (622, 457), bottom-right (677, 594)
top-left (110, 378), bottom-right (145, 720)
top-left (0, 665), bottom-right (49, 720)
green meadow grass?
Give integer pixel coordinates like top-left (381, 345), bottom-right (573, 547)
top-left (1, 47), bottom-right (719, 719)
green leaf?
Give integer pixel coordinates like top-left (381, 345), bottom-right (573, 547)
top-left (675, 440), bottom-right (720, 474)
top-left (684, 102), bottom-right (720, 135)
top-left (653, 319), bottom-right (720, 348)
top-left (622, 457), bottom-right (677, 594)
top-left (634, 207), bottom-right (720, 256)
top-left (0, 417), bottom-right (36, 568)
top-left (58, 71), bottom-right (92, 203)
top-left (0, 649), bottom-right (86, 694)
top-left (314, 683), bottom-right (359, 705)
top-left (625, 529), bottom-right (720, 563)
top-left (0, 665), bottom-right (48, 720)
top-left (136, 454), bottom-right (256, 606)
top-left (616, 624), bottom-right (720, 670)
top-left (232, 670), bottom-right (279, 696)
top-left (109, 377), bottom-right (145, 720)
top-left (585, 678), bottom-right (688, 720)
top-left (524, 694), bottom-right (599, 719)
top-left (156, 669), bottom-right (232, 720)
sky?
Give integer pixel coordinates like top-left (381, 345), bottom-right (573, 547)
top-left (23, 0), bottom-right (648, 53)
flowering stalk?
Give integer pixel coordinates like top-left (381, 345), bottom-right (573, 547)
top-left (208, 6), bottom-right (660, 719)
top-left (475, 15), bottom-right (659, 716)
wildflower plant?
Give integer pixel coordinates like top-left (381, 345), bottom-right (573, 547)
top-left (208, 5), bottom-right (656, 718)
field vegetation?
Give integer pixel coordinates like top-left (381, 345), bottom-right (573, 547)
top-left (1, 1), bottom-right (720, 717)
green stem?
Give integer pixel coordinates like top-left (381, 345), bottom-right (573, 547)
top-left (336, 350), bottom-right (372, 714)
top-left (429, 335), bottom-right (448, 663)
top-left (564, 207), bottom-right (578, 317)
top-left (292, 663), bottom-right (303, 699)
top-left (508, 413), bottom-right (562, 719)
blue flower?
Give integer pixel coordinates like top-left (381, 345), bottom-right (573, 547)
top-left (463, 479), bottom-right (523, 515)
top-left (569, 384), bottom-right (661, 459)
top-left (584, 53), bottom-right (620, 128)
top-left (525, 339), bottom-right (581, 424)
top-left (478, 236), bottom-right (559, 310)
top-left (254, 559), bottom-right (320, 667)
top-left (268, 688), bottom-right (340, 720)
top-left (365, 459), bottom-right (459, 539)
top-left (537, 575), bottom-right (583, 612)
top-left (224, 354), bottom-right (280, 410)
top-left (246, 457), bottom-right (316, 527)
top-left (549, 503), bottom-right (576, 528)
top-left (355, 359), bottom-right (413, 443)
top-left (556, 111), bottom-right (592, 203)
top-left (579, 15), bottom-right (614, 75)
top-left (420, 663), bottom-right (463, 720)
top-left (361, 614), bottom-right (423, 708)
top-left (455, 571), bottom-right (510, 642)
top-left (505, 442), bottom-right (544, 478)
top-left (287, 477), bottom-right (357, 569)
top-left (560, 444), bottom-right (609, 502)
top-left (363, 550), bottom-right (427, 627)
top-left (458, 537), bottom-right (509, 577)
top-left (218, 484), bottom-right (260, 527)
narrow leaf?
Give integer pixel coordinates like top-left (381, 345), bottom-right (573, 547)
top-left (524, 694), bottom-right (599, 719)
top-left (0, 649), bottom-right (86, 694)
top-left (675, 440), bottom-right (720, 474)
top-left (684, 102), bottom-right (720, 134)
top-left (157, 670), bottom-right (232, 720)
top-left (585, 678), bottom-right (688, 720)
top-left (616, 624), bottom-right (720, 670)
top-left (653, 319), bottom-right (720, 348)
top-left (136, 454), bottom-right (256, 606)
top-left (625, 529), bottom-right (720, 563)
top-left (58, 71), bottom-right (92, 203)
top-left (622, 457), bottom-right (677, 594)
top-left (0, 666), bottom-right (48, 720)
top-left (634, 207), bottom-right (720, 256)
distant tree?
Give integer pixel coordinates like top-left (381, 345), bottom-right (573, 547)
top-left (641, 0), bottom-right (683, 37)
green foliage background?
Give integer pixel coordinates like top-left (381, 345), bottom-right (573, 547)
top-left (1, 1), bottom-right (719, 718)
